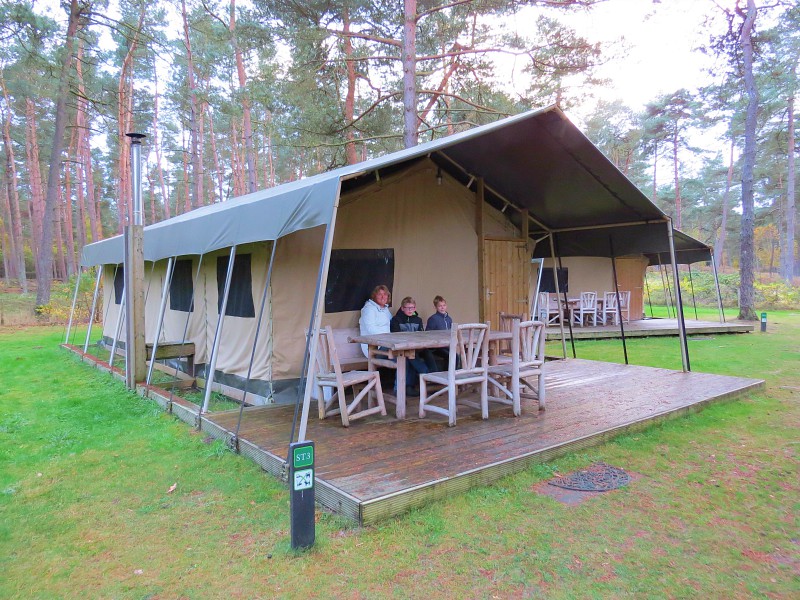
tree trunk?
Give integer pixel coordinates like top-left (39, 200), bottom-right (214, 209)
top-left (55, 185), bottom-right (67, 280)
top-left (343, 6), bottom-right (359, 165)
top-left (230, 0), bottom-right (256, 192)
top-left (651, 142), bottom-right (658, 202)
top-left (25, 98), bottom-right (44, 284)
top-left (715, 136), bottom-right (736, 269)
top-left (63, 136), bottom-right (77, 277)
top-left (783, 95), bottom-right (796, 282)
top-left (402, 0), bottom-right (418, 148)
top-left (152, 62), bottom-right (171, 220)
top-left (737, 0), bottom-right (758, 321)
top-left (672, 130), bottom-right (681, 229)
top-left (1, 75), bottom-right (26, 291)
top-left (182, 0), bottom-right (203, 209)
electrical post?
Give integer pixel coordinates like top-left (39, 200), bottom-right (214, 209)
top-left (125, 132), bottom-right (147, 389)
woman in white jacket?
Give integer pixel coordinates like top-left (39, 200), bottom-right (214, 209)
top-left (359, 285), bottom-right (392, 358)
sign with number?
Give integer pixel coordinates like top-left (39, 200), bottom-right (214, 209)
top-left (293, 446), bottom-right (314, 469)
top-left (294, 468), bottom-right (313, 491)
top-left (289, 441), bottom-right (315, 549)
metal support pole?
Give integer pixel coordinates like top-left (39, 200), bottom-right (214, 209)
top-left (233, 241), bottom-right (279, 449)
top-left (65, 266), bottom-right (83, 344)
top-left (711, 252), bottom-right (726, 323)
top-left (202, 245), bottom-right (237, 414)
top-left (657, 255), bottom-right (671, 317)
top-left (84, 267), bottom-right (103, 353)
top-left (644, 266), bottom-right (655, 318)
top-left (609, 242), bottom-right (628, 365)
top-left (109, 292), bottom-right (125, 371)
top-left (556, 252), bottom-right (576, 359)
top-left (146, 257), bottom-right (175, 389)
top-left (667, 221), bottom-right (690, 372)
top-left (296, 186), bottom-right (342, 443)
top-left (687, 264), bottom-right (699, 320)
top-left (548, 234), bottom-right (568, 358)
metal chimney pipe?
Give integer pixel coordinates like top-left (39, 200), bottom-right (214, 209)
top-left (126, 132), bottom-right (146, 226)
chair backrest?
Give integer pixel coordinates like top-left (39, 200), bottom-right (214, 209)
top-left (313, 326), bottom-right (342, 378)
top-left (603, 292), bottom-right (618, 310)
top-left (580, 291), bottom-right (597, 309)
top-left (537, 292), bottom-right (549, 318)
top-left (453, 322), bottom-right (489, 373)
top-left (513, 320), bottom-right (546, 364)
top-left (499, 311), bottom-right (524, 332)
top-left (618, 290), bottom-right (630, 308)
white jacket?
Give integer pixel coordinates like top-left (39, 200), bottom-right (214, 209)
top-left (359, 299), bottom-right (392, 357)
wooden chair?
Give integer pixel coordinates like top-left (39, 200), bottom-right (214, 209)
top-left (538, 292), bottom-right (562, 325)
top-left (601, 291), bottom-right (618, 325)
top-left (498, 311), bottom-right (524, 357)
top-left (314, 326), bottom-right (386, 427)
top-left (570, 291), bottom-right (597, 327)
top-left (618, 290), bottom-right (631, 323)
top-left (419, 323), bottom-right (489, 427)
top-left (602, 291), bottom-right (631, 325)
top-left (487, 320), bottom-right (546, 415)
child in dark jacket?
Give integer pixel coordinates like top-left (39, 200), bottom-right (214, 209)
top-left (390, 297), bottom-right (438, 388)
top-left (425, 295), bottom-right (458, 369)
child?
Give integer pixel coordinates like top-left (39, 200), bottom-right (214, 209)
top-left (390, 297), bottom-right (438, 380)
top-left (425, 295), bottom-right (452, 331)
top-left (426, 295), bottom-right (457, 370)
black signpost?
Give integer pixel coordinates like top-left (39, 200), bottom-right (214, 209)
top-left (289, 441), bottom-right (315, 549)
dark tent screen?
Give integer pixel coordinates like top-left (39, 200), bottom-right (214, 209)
top-left (325, 249), bottom-right (395, 313)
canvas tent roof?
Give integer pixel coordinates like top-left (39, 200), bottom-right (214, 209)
top-left (80, 105), bottom-right (711, 267)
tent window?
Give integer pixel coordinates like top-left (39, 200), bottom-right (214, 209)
top-left (170, 259), bottom-right (194, 312)
top-left (216, 253), bottom-right (255, 318)
top-left (325, 249), bottom-right (395, 313)
top-left (113, 266), bottom-right (124, 304)
top-left (540, 267), bottom-right (568, 294)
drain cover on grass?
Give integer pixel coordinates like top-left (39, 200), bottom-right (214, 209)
top-left (548, 462), bottom-right (631, 492)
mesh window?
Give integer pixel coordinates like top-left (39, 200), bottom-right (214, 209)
top-left (113, 266), bottom-right (124, 304)
top-left (324, 249), bottom-right (395, 313)
top-left (217, 253), bottom-right (255, 318)
top-left (169, 259), bottom-right (194, 312)
top-left (540, 267), bottom-right (568, 294)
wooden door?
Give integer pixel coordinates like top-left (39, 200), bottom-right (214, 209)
top-left (483, 239), bottom-right (530, 330)
top-left (614, 257), bottom-right (648, 321)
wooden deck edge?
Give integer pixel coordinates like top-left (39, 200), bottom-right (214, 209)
top-left (545, 324), bottom-right (754, 341)
top-left (358, 377), bottom-right (765, 525)
top-left (63, 344), bottom-right (364, 520)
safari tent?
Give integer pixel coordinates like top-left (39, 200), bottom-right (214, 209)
top-left (77, 105), bottom-right (712, 414)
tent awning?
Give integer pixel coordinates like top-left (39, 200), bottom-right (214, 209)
top-left (81, 105), bottom-right (711, 267)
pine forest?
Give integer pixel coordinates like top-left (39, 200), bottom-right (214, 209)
top-left (0, 0), bottom-right (797, 317)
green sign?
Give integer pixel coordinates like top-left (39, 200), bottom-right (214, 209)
top-left (293, 444), bottom-right (314, 469)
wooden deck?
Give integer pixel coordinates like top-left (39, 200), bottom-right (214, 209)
top-left (546, 317), bottom-right (754, 340)
top-left (201, 358), bottom-right (763, 524)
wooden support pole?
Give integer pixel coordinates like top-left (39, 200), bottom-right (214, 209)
top-left (476, 177), bottom-right (485, 322)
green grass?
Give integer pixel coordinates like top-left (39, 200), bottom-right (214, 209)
top-left (1, 317), bottom-right (798, 599)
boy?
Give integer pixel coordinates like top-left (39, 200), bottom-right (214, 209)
top-left (425, 295), bottom-right (457, 370)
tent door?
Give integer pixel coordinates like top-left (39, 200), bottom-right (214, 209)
top-left (483, 238), bottom-right (530, 330)
top-left (614, 257), bottom-right (648, 321)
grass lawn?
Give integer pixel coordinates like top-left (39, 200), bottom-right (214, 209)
top-left (1, 314), bottom-right (798, 599)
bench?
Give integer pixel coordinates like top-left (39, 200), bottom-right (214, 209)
top-left (146, 341), bottom-right (195, 375)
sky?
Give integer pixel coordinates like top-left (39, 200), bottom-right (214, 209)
top-left (502, 0), bottom-right (740, 127)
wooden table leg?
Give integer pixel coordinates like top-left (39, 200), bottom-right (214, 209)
top-left (395, 354), bottom-right (407, 419)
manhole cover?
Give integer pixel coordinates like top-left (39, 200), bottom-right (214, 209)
top-left (548, 462), bottom-right (631, 492)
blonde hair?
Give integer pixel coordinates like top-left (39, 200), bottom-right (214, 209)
top-left (371, 285), bottom-right (391, 303)
top-left (400, 296), bottom-right (416, 308)
top-left (433, 295), bottom-right (446, 306)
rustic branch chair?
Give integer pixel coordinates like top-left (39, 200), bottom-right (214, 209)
top-left (602, 290), bottom-right (631, 325)
top-left (498, 311), bottom-right (525, 357)
top-left (419, 323), bottom-right (489, 427)
top-left (314, 326), bottom-right (386, 427)
top-left (602, 291), bottom-right (618, 325)
top-left (487, 319), bottom-right (546, 415)
top-left (570, 291), bottom-right (597, 327)
top-left (538, 292), bottom-right (562, 325)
